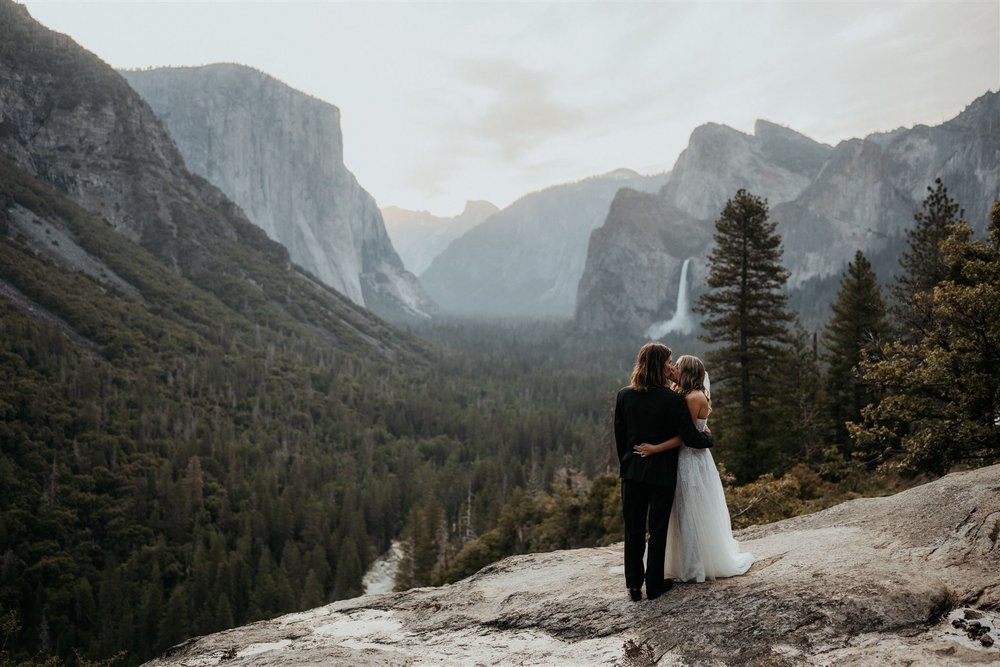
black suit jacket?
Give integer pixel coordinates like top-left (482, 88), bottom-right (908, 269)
top-left (614, 385), bottom-right (714, 486)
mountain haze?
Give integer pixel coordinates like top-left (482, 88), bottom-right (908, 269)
top-left (0, 8), bottom-right (411, 342)
top-left (0, 10), bottom-right (627, 664)
top-left (122, 64), bottom-right (434, 321)
top-left (0, 4), bottom-right (440, 660)
top-left (577, 97), bottom-right (1000, 334)
top-left (382, 200), bottom-right (498, 275)
top-left (421, 169), bottom-right (669, 318)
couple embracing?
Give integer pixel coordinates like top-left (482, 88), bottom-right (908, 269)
top-left (614, 342), bottom-right (753, 602)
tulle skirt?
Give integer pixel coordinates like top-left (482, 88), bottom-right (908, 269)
top-left (666, 446), bottom-right (754, 582)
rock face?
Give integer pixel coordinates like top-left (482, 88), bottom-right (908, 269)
top-left (1, 4), bottom-right (206, 253)
top-left (382, 200), bottom-right (498, 275)
top-left (145, 464), bottom-right (1000, 666)
top-left (577, 95), bottom-right (1000, 334)
top-left (577, 121), bottom-right (831, 334)
top-left (776, 93), bottom-right (1000, 325)
top-left (576, 189), bottom-right (713, 336)
top-left (420, 169), bottom-right (668, 318)
top-left (122, 64), bottom-right (434, 321)
top-left (0, 0), bottom-right (407, 351)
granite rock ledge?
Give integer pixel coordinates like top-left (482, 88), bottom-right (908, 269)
top-left (146, 465), bottom-right (1000, 666)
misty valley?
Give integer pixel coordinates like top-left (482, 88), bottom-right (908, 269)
top-left (1, 1), bottom-right (999, 665)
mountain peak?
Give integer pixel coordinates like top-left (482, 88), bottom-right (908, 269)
top-left (122, 63), bottom-right (338, 114)
top-left (459, 199), bottom-right (500, 218)
top-left (753, 118), bottom-right (833, 176)
top-left (382, 200), bottom-right (499, 275)
top-left (947, 89), bottom-right (1000, 132)
top-left (122, 64), bottom-right (433, 319)
top-left (754, 118), bottom-right (817, 143)
top-left (602, 168), bottom-right (642, 180)
top-left (689, 121), bottom-right (748, 143)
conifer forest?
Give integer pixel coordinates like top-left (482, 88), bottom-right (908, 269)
top-left (4, 163), bottom-right (997, 665)
top-left (1, 4), bottom-right (998, 664)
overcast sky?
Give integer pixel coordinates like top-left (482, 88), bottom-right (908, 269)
top-left (22, 0), bottom-right (1000, 216)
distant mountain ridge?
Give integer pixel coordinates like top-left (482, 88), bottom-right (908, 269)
top-left (122, 64), bottom-right (434, 321)
top-left (577, 94), bottom-right (1000, 334)
top-left (382, 200), bottom-right (499, 275)
top-left (420, 169), bottom-right (669, 318)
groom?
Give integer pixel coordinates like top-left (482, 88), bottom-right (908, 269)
top-left (614, 342), bottom-right (714, 601)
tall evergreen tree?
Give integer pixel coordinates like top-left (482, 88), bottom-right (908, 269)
top-left (851, 201), bottom-right (1000, 475)
top-left (763, 325), bottom-right (827, 469)
top-left (893, 178), bottom-right (965, 336)
top-left (696, 189), bottom-right (793, 481)
top-left (821, 250), bottom-right (889, 448)
top-left (394, 494), bottom-right (445, 590)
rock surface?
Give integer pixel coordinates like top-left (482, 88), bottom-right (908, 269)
top-left (122, 64), bottom-right (434, 321)
top-left (382, 200), bottom-right (499, 276)
top-left (420, 169), bottom-right (668, 318)
top-left (0, 0), bottom-right (409, 354)
top-left (576, 121), bottom-right (831, 334)
top-left (146, 465), bottom-right (1000, 666)
top-left (577, 95), bottom-right (1000, 334)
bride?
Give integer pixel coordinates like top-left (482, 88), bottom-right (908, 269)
top-left (634, 355), bottom-right (753, 582)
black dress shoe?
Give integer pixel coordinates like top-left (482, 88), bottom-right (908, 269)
top-left (646, 579), bottom-right (674, 600)
top-left (629, 588), bottom-right (642, 602)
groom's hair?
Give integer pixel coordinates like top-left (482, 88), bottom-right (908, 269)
top-left (630, 342), bottom-right (672, 393)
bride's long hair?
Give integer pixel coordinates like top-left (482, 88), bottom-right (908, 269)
top-left (630, 342), bottom-right (672, 393)
top-left (675, 355), bottom-right (709, 402)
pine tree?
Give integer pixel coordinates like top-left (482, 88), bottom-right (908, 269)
top-left (139, 579), bottom-right (163, 652)
top-left (250, 550), bottom-right (278, 620)
top-left (299, 569), bottom-right (325, 610)
top-left (332, 535), bottom-right (363, 600)
top-left (762, 325), bottom-right (828, 469)
top-left (157, 585), bottom-right (189, 649)
top-left (394, 493), bottom-right (447, 590)
top-left (893, 178), bottom-right (965, 336)
top-left (696, 189), bottom-right (793, 481)
top-left (851, 201), bottom-right (1000, 474)
top-left (821, 250), bottom-right (889, 448)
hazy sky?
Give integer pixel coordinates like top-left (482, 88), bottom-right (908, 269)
top-left (22, 1), bottom-right (1000, 216)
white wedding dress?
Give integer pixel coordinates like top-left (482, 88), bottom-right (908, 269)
top-left (665, 409), bottom-right (754, 582)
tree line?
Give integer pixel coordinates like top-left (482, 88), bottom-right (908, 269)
top-left (695, 180), bottom-right (999, 483)
top-left (0, 163), bottom-right (623, 666)
top-left (390, 179), bottom-right (1000, 596)
top-left (2, 161), bottom-right (997, 666)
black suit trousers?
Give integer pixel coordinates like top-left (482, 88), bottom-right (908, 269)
top-left (621, 478), bottom-right (674, 594)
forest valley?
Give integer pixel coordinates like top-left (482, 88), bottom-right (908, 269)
top-left (1, 177), bottom-right (998, 667)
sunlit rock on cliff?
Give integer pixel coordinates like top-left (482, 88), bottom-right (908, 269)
top-left (382, 201), bottom-right (499, 276)
top-left (122, 64), bottom-right (434, 321)
top-left (577, 93), bottom-right (1000, 334)
top-left (146, 465), bottom-right (999, 666)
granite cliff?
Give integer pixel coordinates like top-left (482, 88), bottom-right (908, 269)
top-left (421, 169), bottom-right (668, 318)
top-left (577, 121), bottom-right (830, 335)
top-left (577, 95), bottom-right (1000, 334)
top-left (146, 464), bottom-right (1000, 666)
top-left (0, 0), bottom-right (410, 350)
top-left (382, 200), bottom-right (498, 275)
top-left (122, 64), bottom-right (434, 321)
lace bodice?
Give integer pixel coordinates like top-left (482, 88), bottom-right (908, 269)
top-left (695, 417), bottom-right (709, 432)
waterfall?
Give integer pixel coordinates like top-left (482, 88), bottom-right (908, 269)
top-left (647, 258), bottom-right (695, 339)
